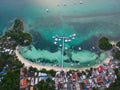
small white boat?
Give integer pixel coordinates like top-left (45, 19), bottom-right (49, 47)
top-left (78, 47), bottom-right (82, 50)
top-left (46, 9), bottom-right (49, 12)
top-left (63, 3), bottom-right (67, 6)
top-left (71, 63), bottom-right (74, 66)
top-left (92, 46), bottom-right (95, 50)
top-left (78, 63), bottom-right (80, 66)
top-left (80, 1), bottom-right (83, 4)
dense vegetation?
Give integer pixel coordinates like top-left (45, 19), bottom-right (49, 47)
top-left (13, 19), bottom-right (24, 31)
top-left (5, 19), bottom-right (32, 46)
top-left (116, 41), bottom-right (120, 48)
top-left (0, 53), bottom-right (23, 89)
top-left (0, 53), bottom-right (23, 71)
top-left (36, 79), bottom-right (55, 90)
top-left (98, 37), bottom-right (112, 51)
top-left (112, 49), bottom-right (120, 60)
top-left (105, 68), bottom-right (120, 90)
top-left (0, 19), bottom-right (32, 90)
top-left (0, 70), bottom-right (20, 90)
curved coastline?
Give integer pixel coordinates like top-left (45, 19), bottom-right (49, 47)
top-left (15, 46), bottom-right (111, 71)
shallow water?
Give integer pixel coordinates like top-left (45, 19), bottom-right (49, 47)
top-left (0, 0), bottom-right (120, 67)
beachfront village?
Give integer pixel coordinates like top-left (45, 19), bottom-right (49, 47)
top-left (0, 19), bottom-right (120, 90)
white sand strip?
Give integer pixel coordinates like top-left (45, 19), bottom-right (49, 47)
top-left (15, 46), bottom-right (110, 71)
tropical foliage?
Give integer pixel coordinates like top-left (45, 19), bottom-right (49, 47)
top-left (0, 19), bottom-right (32, 90)
top-left (105, 68), bottom-right (120, 90)
top-left (98, 37), bottom-right (112, 51)
top-left (4, 19), bottom-right (32, 46)
top-left (116, 41), bottom-right (120, 48)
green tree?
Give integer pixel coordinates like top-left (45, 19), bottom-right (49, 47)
top-left (20, 32), bottom-right (32, 46)
top-left (46, 77), bottom-right (51, 83)
top-left (37, 80), bottom-right (44, 90)
top-left (40, 68), bottom-right (47, 73)
top-left (113, 50), bottom-right (120, 60)
top-left (37, 80), bottom-right (55, 90)
top-left (29, 66), bottom-right (38, 72)
top-left (48, 69), bottom-right (56, 77)
top-left (13, 19), bottom-right (24, 31)
top-left (98, 37), bottom-right (112, 51)
top-left (0, 70), bottom-right (19, 90)
top-left (116, 41), bottom-right (120, 48)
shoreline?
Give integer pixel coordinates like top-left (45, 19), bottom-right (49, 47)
top-left (15, 46), bottom-right (111, 71)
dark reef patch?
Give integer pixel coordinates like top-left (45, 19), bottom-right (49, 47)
top-left (29, 30), bottom-right (58, 52)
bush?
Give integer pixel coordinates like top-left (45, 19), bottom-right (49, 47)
top-left (48, 69), bottom-right (56, 77)
top-left (13, 19), bottom-right (24, 31)
top-left (46, 77), bottom-right (51, 83)
top-left (40, 68), bottom-right (47, 73)
top-left (113, 50), bottom-right (120, 60)
top-left (98, 37), bottom-right (112, 51)
top-left (0, 70), bottom-right (19, 90)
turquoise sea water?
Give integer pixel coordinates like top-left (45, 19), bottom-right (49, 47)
top-left (0, 0), bottom-right (120, 67)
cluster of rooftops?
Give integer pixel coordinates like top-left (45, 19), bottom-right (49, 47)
top-left (55, 60), bottom-right (119, 90)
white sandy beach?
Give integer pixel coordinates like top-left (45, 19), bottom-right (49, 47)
top-left (15, 46), bottom-right (110, 71)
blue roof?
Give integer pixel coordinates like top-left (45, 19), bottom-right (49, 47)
top-left (83, 85), bottom-right (89, 89)
top-left (0, 67), bottom-right (6, 75)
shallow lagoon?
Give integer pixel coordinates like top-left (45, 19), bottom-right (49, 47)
top-left (0, 0), bottom-right (120, 67)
